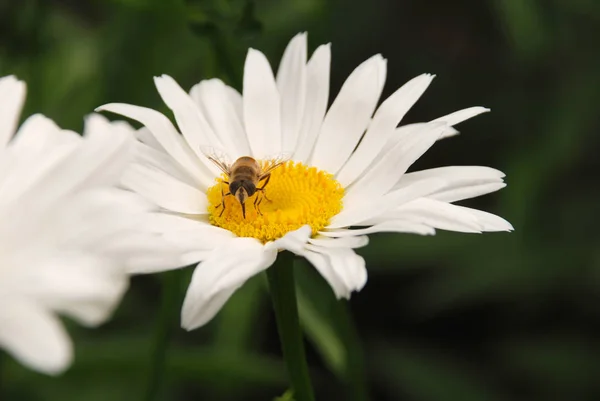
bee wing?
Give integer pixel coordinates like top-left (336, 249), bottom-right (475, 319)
top-left (199, 146), bottom-right (233, 175)
top-left (259, 151), bottom-right (293, 178)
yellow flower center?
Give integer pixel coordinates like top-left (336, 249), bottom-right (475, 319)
top-left (207, 161), bottom-right (344, 243)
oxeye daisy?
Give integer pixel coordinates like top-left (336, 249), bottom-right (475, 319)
top-left (0, 75), bottom-right (180, 375)
top-left (97, 33), bottom-right (512, 331)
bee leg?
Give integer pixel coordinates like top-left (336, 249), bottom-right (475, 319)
top-left (257, 174), bottom-right (272, 202)
top-left (219, 181), bottom-right (230, 198)
top-left (218, 188), bottom-right (231, 217)
top-left (258, 190), bottom-right (272, 202)
top-left (254, 194), bottom-right (263, 216)
top-left (258, 174), bottom-right (271, 189)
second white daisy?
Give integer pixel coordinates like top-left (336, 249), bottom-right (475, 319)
top-left (0, 75), bottom-right (187, 375)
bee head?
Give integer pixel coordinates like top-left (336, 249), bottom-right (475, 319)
top-left (230, 180), bottom-right (256, 205)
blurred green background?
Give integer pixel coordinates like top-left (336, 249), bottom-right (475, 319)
top-left (2, 0), bottom-right (600, 400)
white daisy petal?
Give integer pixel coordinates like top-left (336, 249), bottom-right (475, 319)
top-left (303, 245), bottom-right (367, 299)
top-left (300, 250), bottom-right (348, 298)
top-left (139, 212), bottom-right (223, 235)
top-left (223, 85), bottom-right (244, 121)
top-left (40, 188), bottom-right (152, 249)
top-left (20, 257), bottom-right (127, 326)
top-left (397, 165), bottom-right (504, 187)
top-left (390, 106), bottom-right (490, 144)
top-left (79, 113), bottom-right (138, 187)
top-left (438, 127), bottom-right (461, 139)
top-left (122, 164), bottom-right (208, 215)
top-left (185, 286), bottom-right (239, 330)
top-left (277, 32), bottom-right (307, 152)
top-left (160, 227), bottom-right (231, 254)
top-left (96, 102), bottom-right (211, 184)
top-left (1, 117), bottom-right (134, 216)
top-left (321, 220), bottom-right (436, 237)
top-left (396, 166), bottom-right (506, 202)
top-left (0, 75), bottom-right (26, 148)
top-left (49, 131), bottom-right (132, 197)
top-left (153, 75), bottom-right (226, 174)
top-left (83, 113), bottom-right (137, 142)
top-left (181, 238), bottom-right (277, 330)
top-left (133, 140), bottom-right (198, 187)
top-left (136, 214), bottom-right (234, 263)
top-left (28, 189), bottom-right (178, 276)
top-left (267, 225), bottom-right (312, 254)
top-left (135, 127), bottom-right (164, 151)
top-left (0, 301), bottom-right (72, 376)
top-left (328, 178), bottom-right (445, 229)
top-left (243, 49), bottom-right (282, 158)
top-left (311, 54), bottom-right (386, 173)
top-left (385, 199), bottom-right (513, 233)
top-left (433, 106), bottom-right (490, 126)
top-left (293, 43), bottom-right (331, 163)
top-left (375, 56), bottom-right (387, 97)
top-left (179, 251), bottom-right (212, 266)
top-left (387, 198), bottom-right (484, 233)
top-left (11, 114), bottom-right (79, 156)
top-left (308, 235), bottom-right (369, 248)
top-left (0, 116), bottom-right (79, 208)
top-left (104, 235), bottom-right (190, 274)
top-left (433, 106), bottom-right (489, 139)
top-left (450, 205), bottom-right (514, 232)
top-left (384, 122), bottom-right (426, 149)
top-left (336, 73), bottom-right (435, 187)
top-left (432, 182), bottom-right (506, 203)
top-left (189, 79), bottom-right (250, 159)
top-left (344, 122), bottom-right (448, 205)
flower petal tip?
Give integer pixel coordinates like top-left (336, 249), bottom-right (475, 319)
top-left (180, 314), bottom-right (199, 332)
top-left (153, 74), bottom-right (175, 84)
top-left (42, 362), bottom-right (70, 377)
top-left (181, 323), bottom-right (195, 332)
top-left (94, 104), bottom-right (118, 113)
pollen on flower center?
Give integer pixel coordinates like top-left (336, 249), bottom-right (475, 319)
top-left (207, 161), bottom-right (344, 243)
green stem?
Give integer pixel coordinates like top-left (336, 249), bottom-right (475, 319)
top-left (142, 271), bottom-right (182, 401)
top-left (266, 252), bottom-right (315, 401)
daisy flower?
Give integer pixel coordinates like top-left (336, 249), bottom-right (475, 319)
top-left (0, 75), bottom-right (180, 375)
top-left (97, 33), bottom-right (512, 331)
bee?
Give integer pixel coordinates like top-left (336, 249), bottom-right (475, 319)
top-left (202, 148), bottom-right (291, 219)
